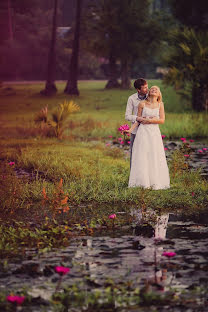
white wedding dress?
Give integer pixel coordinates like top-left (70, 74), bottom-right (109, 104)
top-left (128, 103), bottom-right (170, 190)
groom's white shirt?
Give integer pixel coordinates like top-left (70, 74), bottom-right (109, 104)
top-left (125, 92), bottom-right (142, 135)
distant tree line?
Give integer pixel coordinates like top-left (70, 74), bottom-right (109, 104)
top-left (0, 0), bottom-right (207, 110)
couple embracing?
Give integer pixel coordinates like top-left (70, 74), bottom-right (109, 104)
top-left (125, 78), bottom-right (170, 190)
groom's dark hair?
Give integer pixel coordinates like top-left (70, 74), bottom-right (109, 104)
top-left (134, 78), bottom-right (147, 90)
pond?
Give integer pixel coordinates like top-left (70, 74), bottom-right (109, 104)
top-left (1, 209), bottom-right (208, 311)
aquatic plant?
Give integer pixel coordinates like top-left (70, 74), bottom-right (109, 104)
top-left (108, 214), bottom-right (116, 219)
top-left (162, 252), bottom-right (176, 258)
top-left (7, 295), bottom-right (25, 305)
top-left (55, 266), bottom-right (71, 292)
top-left (55, 266), bottom-right (70, 275)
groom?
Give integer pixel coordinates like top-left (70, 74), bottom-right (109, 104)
top-left (125, 78), bottom-right (148, 167)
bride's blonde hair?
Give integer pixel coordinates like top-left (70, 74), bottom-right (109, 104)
top-left (147, 86), bottom-right (162, 103)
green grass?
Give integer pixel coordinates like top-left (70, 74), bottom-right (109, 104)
top-left (1, 138), bottom-right (208, 212)
top-left (1, 80), bottom-right (208, 139)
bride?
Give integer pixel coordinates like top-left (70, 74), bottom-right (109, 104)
top-left (128, 86), bottom-right (170, 190)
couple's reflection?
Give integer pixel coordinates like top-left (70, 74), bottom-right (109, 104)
top-left (133, 210), bottom-right (172, 291)
top-left (73, 210), bottom-right (173, 292)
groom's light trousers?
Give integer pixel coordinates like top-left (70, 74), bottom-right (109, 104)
top-left (130, 133), bottom-right (136, 169)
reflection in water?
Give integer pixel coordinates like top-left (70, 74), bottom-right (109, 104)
top-left (131, 210), bottom-right (173, 290)
top-left (71, 210), bottom-right (206, 294)
top-left (154, 213), bottom-right (169, 240)
top-left (73, 211), bottom-right (173, 291)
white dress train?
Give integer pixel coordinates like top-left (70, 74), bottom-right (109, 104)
top-left (128, 103), bottom-right (170, 190)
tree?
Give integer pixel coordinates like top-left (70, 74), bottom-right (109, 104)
top-left (64, 0), bottom-right (83, 95)
top-left (163, 28), bottom-right (208, 111)
top-left (84, 1), bottom-right (121, 88)
top-left (84, 0), bottom-right (161, 89)
top-left (169, 0), bottom-right (208, 31)
top-left (41, 0), bottom-right (58, 96)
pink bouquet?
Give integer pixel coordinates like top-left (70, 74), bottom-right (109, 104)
top-left (118, 124), bottom-right (130, 145)
top-left (118, 124), bottom-right (130, 133)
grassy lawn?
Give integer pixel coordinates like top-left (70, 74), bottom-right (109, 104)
top-left (1, 80), bottom-right (208, 139)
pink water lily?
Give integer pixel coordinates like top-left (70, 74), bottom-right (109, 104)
top-left (120, 141), bottom-right (124, 144)
top-left (189, 139), bottom-right (194, 142)
top-left (198, 150), bottom-right (203, 153)
top-left (55, 266), bottom-right (70, 275)
top-left (118, 138), bottom-right (123, 141)
top-left (8, 161), bottom-right (15, 166)
top-left (203, 148), bottom-right (207, 151)
top-left (109, 214), bottom-right (116, 219)
top-left (162, 252), bottom-right (176, 258)
top-left (118, 124), bottom-right (130, 132)
top-left (184, 154), bottom-right (190, 157)
top-left (127, 141), bottom-right (130, 144)
top-left (7, 295), bottom-right (25, 305)
top-left (180, 138), bottom-right (186, 142)
top-left (106, 143), bottom-right (110, 147)
top-left (161, 135), bottom-right (166, 139)
top-left (108, 135), bottom-right (112, 138)
top-left (164, 147), bottom-right (168, 151)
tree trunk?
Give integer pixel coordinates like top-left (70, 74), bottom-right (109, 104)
top-left (121, 59), bottom-right (131, 89)
top-left (105, 53), bottom-right (120, 89)
top-left (41, 0), bottom-right (58, 96)
top-left (192, 81), bottom-right (208, 111)
top-left (64, 0), bottom-right (82, 95)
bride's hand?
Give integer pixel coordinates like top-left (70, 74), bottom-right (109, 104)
top-left (136, 117), bottom-right (145, 122)
top-left (141, 119), bottom-right (151, 124)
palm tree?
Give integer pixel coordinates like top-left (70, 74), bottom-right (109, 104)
top-left (163, 28), bottom-right (208, 111)
top-left (41, 0), bottom-right (58, 96)
top-left (64, 0), bottom-right (82, 95)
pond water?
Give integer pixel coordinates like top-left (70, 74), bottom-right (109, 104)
top-left (1, 210), bottom-right (208, 311)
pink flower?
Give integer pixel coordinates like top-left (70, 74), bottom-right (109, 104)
top-left (106, 143), bottom-right (110, 147)
top-left (118, 138), bottom-right (123, 141)
top-left (198, 150), bottom-right (203, 153)
top-left (127, 141), bottom-right (130, 144)
top-left (120, 141), bottom-right (124, 144)
top-left (184, 154), bottom-right (190, 157)
top-left (8, 162), bottom-right (15, 166)
top-left (162, 252), bottom-right (176, 258)
top-left (161, 135), bottom-right (166, 139)
top-left (203, 148), bottom-right (207, 151)
top-left (164, 147), bottom-right (168, 151)
top-left (108, 136), bottom-right (112, 138)
top-left (55, 266), bottom-right (70, 275)
top-left (192, 192), bottom-right (195, 197)
top-left (7, 296), bottom-right (25, 305)
top-left (118, 124), bottom-right (130, 132)
top-left (108, 214), bottom-right (116, 219)
top-left (180, 138), bottom-right (186, 142)
top-left (189, 139), bottom-right (194, 142)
